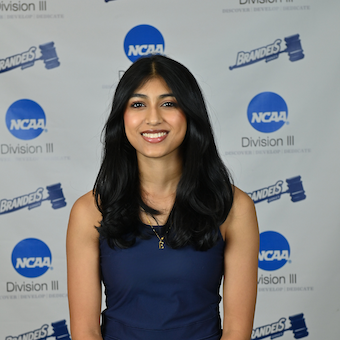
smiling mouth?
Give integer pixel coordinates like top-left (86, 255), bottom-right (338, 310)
top-left (141, 132), bottom-right (168, 138)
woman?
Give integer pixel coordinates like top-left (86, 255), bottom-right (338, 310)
top-left (67, 55), bottom-right (259, 340)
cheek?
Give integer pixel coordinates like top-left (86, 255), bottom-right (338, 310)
top-left (123, 113), bottom-right (138, 146)
top-left (176, 112), bottom-right (187, 136)
top-left (124, 113), bottom-right (138, 135)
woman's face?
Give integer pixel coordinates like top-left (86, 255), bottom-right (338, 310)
top-left (124, 77), bottom-right (187, 161)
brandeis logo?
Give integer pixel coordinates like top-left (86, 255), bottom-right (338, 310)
top-left (247, 176), bottom-right (306, 204)
top-left (230, 34), bottom-right (304, 70)
top-left (252, 313), bottom-right (308, 339)
top-left (0, 183), bottom-right (66, 215)
top-left (5, 320), bottom-right (71, 340)
top-left (0, 42), bottom-right (59, 73)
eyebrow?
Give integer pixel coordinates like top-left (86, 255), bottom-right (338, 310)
top-left (130, 93), bottom-right (175, 99)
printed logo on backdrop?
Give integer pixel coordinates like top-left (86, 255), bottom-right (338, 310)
top-left (11, 238), bottom-right (52, 278)
top-left (0, 42), bottom-right (59, 73)
top-left (257, 231), bottom-right (313, 293)
top-left (247, 92), bottom-right (288, 133)
top-left (258, 231), bottom-right (290, 271)
top-left (5, 320), bottom-right (71, 340)
top-left (230, 34), bottom-right (304, 70)
top-left (6, 238), bottom-right (63, 296)
top-left (1, 98), bottom-right (59, 159)
top-left (124, 25), bottom-right (165, 62)
top-left (252, 313), bottom-right (308, 340)
top-left (248, 176), bottom-right (306, 204)
top-left (0, 1), bottom-right (65, 19)
top-left (0, 183), bottom-right (66, 215)
top-left (5, 99), bottom-right (46, 140)
top-left (224, 91), bottom-right (311, 157)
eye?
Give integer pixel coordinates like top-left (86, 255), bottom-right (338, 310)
top-left (130, 102), bottom-right (145, 108)
top-left (162, 101), bottom-right (178, 108)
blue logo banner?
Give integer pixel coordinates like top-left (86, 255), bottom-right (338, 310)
top-left (248, 176), bottom-right (306, 204)
top-left (0, 183), bottom-right (67, 214)
top-left (0, 42), bottom-right (60, 73)
top-left (6, 99), bottom-right (46, 140)
top-left (5, 320), bottom-right (71, 340)
top-left (252, 313), bottom-right (308, 339)
top-left (124, 25), bottom-right (165, 62)
top-left (258, 231), bottom-right (290, 271)
top-left (11, 238), bottom-right (52, 278)
top-left (247, 92), bottom-right (288, 133)
top-left (230, 34), bottom-right (304, 70)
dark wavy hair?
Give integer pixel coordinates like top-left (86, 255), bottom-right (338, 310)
top-left (94, 55), bottom-right (233, 251)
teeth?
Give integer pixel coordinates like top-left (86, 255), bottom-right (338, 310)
top-left (142, 132), bottom-right (167, 138)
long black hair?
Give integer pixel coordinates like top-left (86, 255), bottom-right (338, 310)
top-left (94, 55), bottom-right (233, 251)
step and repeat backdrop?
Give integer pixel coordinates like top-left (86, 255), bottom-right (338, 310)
top-left (1, 0), bottom-right (339, 339)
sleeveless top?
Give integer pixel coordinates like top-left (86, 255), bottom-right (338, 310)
top-left (100, 224), bottom-right (225, 340)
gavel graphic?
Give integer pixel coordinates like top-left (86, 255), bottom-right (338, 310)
top-left (283, 35), bottom-right (305, 62)
top-left (44, 183), bottom-right (67, 209)
top-left (28, 183), bottom-right (66, 210)
top-left (38, 42), bottom-right (60, 69)
top-left (285, 176), bottom-right (306, 202)
top-left (1, 42), bottom-right (60, 72)
top-left (229, 34), bottom-right (304, 70)
top-left (43, 320), bottom-right (71, 340)
top-left (248, 176), bottom-right (306, 204)
top-left (253, 313), bottom-right (308, 340)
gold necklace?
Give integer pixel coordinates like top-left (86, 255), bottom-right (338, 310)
top-left (144, 213), bottom-right (169, 250)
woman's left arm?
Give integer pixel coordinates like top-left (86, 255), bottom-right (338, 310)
top-left (220, 187), bottom-right (259, 340)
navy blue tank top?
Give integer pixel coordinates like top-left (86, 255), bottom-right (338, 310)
top-left (100, 224), bottom-right (224, 340)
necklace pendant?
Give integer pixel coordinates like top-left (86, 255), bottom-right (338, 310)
top-left (159, 240), bottom-right (165, 249)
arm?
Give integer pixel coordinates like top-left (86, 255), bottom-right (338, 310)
top-left (220, 187), bottom-right (259, 340)
top-left (66, 191), bottom-right (103, 340)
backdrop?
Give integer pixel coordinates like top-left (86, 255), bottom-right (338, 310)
top-left (1, 0), bottom-right (339, 339)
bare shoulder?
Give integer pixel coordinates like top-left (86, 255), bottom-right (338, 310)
top-left (67, 191), bottom-right (102, 240)
top-left (230, 186), bottom-right (256, 218)
top-left (220, 186), bottom-right (258, 241)
top-left (70, 191), bottom-right (101, 224)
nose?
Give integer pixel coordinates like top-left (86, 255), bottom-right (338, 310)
top-left (145, 106), bottom-right (162, 126)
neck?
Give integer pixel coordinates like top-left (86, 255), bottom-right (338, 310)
top-left (137, 153), bottom-right (183, 218)
top-left (138, 155), bottom-right (182, 197)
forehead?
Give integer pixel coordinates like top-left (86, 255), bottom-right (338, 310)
top-left (134, 76), bottom-right (172, 94)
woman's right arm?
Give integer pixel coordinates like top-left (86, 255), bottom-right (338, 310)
top-left (66, 192), bottom-right (103, 340)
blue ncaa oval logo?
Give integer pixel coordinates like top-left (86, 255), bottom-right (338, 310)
top-left (11, 238), bottom-right (52, 278)
top-left (247, 92), bottom-right (288, 133)
top-left (258, 231), bottom-right (290, 271)
top-left (5, 99), bottom-right (46, 140)
top-left (124, 25), bottom-right (165, 62)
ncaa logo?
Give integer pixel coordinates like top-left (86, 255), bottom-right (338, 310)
top-left (258, 231), bottom-right (290, 271)
top-left (124, 25), bottom-right (165, 62)
top-left (247, 92), bottom-right (288, 133)
top-left (5, 99), bottom-right (46, 140)
top-left (11, 238), bottom-right (52, 278)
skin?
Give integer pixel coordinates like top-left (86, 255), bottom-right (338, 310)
top-left (67, 77), bottom-right (259, 340)
top-left (123, 77), bottom-right (187, 215)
